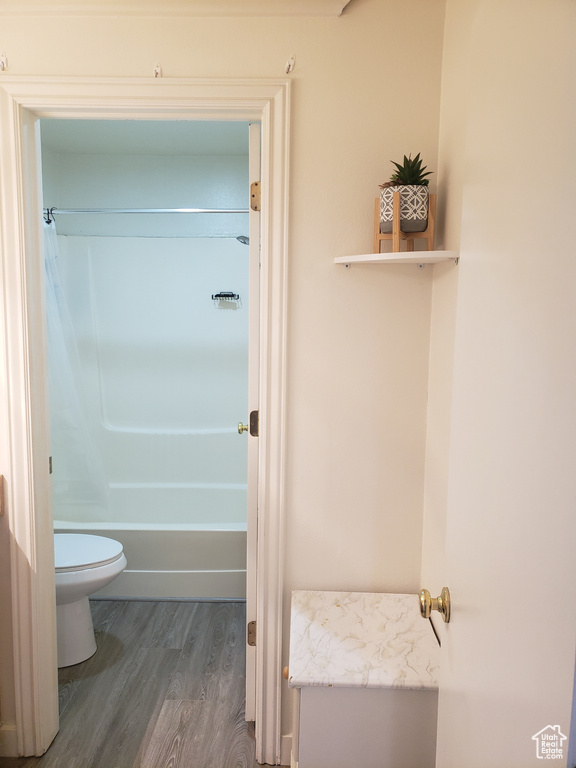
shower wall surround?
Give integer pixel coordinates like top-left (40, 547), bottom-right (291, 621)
top-left (55, 234), bottom-right (249, 525)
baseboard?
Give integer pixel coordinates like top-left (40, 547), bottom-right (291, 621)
top-left (0, 722), bottom-right (18, 757)
top-left (281, 733), bottom-right (292, 766)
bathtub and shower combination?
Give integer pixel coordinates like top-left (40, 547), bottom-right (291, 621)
top-left (46, 212), bottom-right (251, 600)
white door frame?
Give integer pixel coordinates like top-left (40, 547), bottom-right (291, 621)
top-left (0, 76), bottom-right (289, 764)
top-left (245, 121), bottom-right (261, 723)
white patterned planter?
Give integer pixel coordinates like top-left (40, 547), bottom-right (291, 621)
top-left (380, 185), bottom-right (429, 233)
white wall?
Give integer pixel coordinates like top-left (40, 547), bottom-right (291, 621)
top-left (0, 0), bottom-right (447, 752)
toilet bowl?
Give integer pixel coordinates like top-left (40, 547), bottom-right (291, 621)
top-left (54, 533), bottom-right (127, 668)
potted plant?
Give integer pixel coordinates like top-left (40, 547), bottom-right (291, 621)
top-left (379, 153), bottom-right (433, 233)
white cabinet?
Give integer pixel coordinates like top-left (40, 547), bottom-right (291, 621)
top-left (293, 686), bottom-right (438, 768)
top-left (288, 590), bottom-right (440, 768)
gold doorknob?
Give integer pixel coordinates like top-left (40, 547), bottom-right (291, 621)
top-left (419, 587), bottom-right (451, 623)
top-left (238, 422), bottom-right (249, 434)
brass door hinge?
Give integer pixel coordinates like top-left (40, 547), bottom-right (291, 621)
top-left (250, 181), bottom-right (261, 212)
top-left (247, 620), bottom-right (256, 646)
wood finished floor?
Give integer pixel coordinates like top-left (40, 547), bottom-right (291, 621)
top-left (0, 600), bottom-right (267, 768)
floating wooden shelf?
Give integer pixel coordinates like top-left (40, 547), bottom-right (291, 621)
top-left (334, 250), bottom-right (459, 267)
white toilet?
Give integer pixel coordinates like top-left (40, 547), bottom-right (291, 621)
top-left (54, 533), bottom-right (127, 668)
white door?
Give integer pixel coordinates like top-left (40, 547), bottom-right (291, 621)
top-left (433, 3), bottom-right (576, 764)
top-left (435, 250), bottom-right (576, 765)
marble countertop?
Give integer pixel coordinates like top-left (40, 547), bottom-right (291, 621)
top-left (288, 590), bottom-right (440, 690)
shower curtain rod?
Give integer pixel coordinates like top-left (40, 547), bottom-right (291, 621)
top-left (43, 206), bottom-right (249, 223)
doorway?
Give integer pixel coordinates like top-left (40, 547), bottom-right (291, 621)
top-left (0, 77), bottom-right (289, 764)
top-left (40, 118), bottom-right (255, 601)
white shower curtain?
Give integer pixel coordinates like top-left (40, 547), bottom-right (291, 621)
top-left (44, 222), bottom-right (109, 519)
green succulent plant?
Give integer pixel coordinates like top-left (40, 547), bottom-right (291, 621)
top-left (380, 153), bottom-right (433, 188)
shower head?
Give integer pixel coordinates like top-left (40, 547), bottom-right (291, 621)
top-left (236, 235), bottom-right (249, 245)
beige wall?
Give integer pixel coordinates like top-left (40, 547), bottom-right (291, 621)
top-left (419, 0), bottom-right (471, 608)
top-left (0, 0), bottom-right (447, 753)
top-left (419, 0), bottom-right (473, 602)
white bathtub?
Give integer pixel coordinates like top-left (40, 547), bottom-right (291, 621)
top-left (53, 475), bottom-right (247, 599)
top-left (53, 520), bottom-right (247, 599)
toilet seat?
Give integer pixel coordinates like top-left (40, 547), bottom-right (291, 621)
top-left (55, 533), bottom-right (124, 572)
